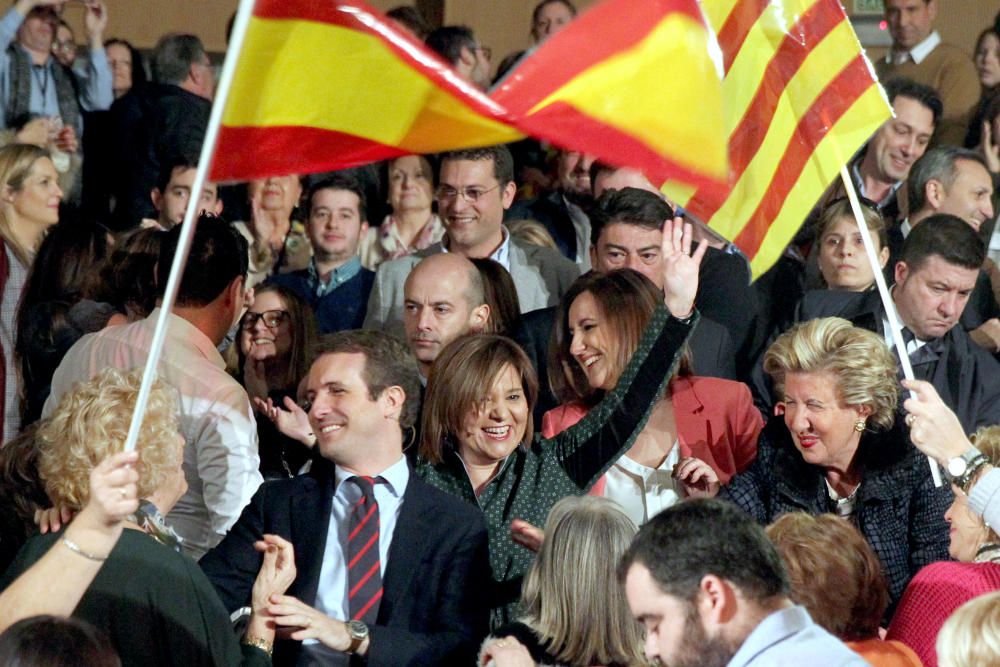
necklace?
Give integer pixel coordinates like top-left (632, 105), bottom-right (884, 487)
top-left (825, 478), bottom-right (861, 518)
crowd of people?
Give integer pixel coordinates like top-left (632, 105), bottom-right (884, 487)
top-left (0, 0), bottom-right (1000, 665)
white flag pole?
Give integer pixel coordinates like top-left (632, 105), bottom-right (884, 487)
top-left (838, 166), bottom-right (943, 487)
top-left (122, 0), bottom-right (258, 452)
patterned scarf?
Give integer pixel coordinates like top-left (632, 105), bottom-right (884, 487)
top-left (6, 46), bottom-right (79, 133)
top-left (129, 500), bottom-right (184, 553)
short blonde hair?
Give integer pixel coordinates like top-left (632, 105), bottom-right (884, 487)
top-left (967, 425), bottom-right (1000, 544)
top-left (505, 219), bottom-right (558, 250)
top-left (520, 496), bottom-right (644, 666)
top-left (937, 590), bottom-right (1000, 667)
top-left (766, 513), bottom-right (888, 641)
top-left (764, 317), bottom-right (898, 430)
top-left (38, 368), bottom-right (181, 509)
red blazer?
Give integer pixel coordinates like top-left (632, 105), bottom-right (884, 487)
top-left (541, 375), bottom-right (762, 495)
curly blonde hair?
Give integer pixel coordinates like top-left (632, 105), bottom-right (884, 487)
top-left (937, 590), bottom-right (1000, 667)
top-left (764, 317), bottom-right (898, 430)
top-left (37, 368), bottom-right (181, 510)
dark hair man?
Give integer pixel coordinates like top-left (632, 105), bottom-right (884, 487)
top-left (425, 25), bottom-right (491, 90)
top-left (201, 330), bottom-right (490, 665)
top-left (147, 155), bottom-right (223, 229)
top-left (620, 499), bottom-right (867, 667)
top-left (269, 175), bottom-right (375, 333)
top-left (45, 216), bottom-right (260, 559)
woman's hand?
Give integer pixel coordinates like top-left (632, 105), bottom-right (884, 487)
top-left (14, 117), bottom-right (50, 147)
top-left (901, 379), bottom-right (971, 464)
top-left (251, 534), bottom-right (297, 615)
top-left (661, 217), bottom-right (706, 319)
top-left (243, 358), bottom-right (270, 403)
top-left (674, 456), bottom-right (720, 498)
top-left (480, 637), bottom-right (536, 666)
top-left (54, 125), bottom-right (78, 154)
top-left (510, 519), bottom-right (544, 552)
top-left (253, 396), bottom-right (316, 448)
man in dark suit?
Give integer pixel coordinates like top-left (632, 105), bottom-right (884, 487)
top-left (792, 216), bottom-right (1000, 433)
top-left (200, 331), bottom-right (490, 666)
top-left (364, 145), bottom-right (579, 336)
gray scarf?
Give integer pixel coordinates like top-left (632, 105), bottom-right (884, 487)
top-left (5, 45), bottom-right (79, 134)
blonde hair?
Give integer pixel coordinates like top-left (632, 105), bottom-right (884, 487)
top-left (764, 317), bottom-right (898, 430)
top-left (520, 496), bottom-right (644, 666)
top-left (37, 368), bottom-right (181, 509)
top-left (505, 218), bottom-right (558, 250)
top-left (0, 144), bottom-right (53, 266)
top-left (766, 513), bottom-right (888, 641)
top-left (937, 590), bottom-right (1000, 667)
top-left (966, 425), bottom-right (1000, 545)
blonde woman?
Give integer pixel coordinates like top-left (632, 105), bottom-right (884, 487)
top-left (479, 496), bottom-right (644, 667)
top-left (936, 590), bottom-right (1000, 667)
top-left (719, 317), bottom-right (951, 612)
top-left (0, 144), bottom-right (61, 443)
top-left (1, 368), bottom-right (294, 666)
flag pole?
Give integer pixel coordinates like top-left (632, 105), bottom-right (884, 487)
top-left (838, 166), bottom-right (943, 487)
top-left (122, 0), bottom-right (258, 452)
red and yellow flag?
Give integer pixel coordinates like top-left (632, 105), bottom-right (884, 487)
top-left (492, 0), bottom-right (727, 190)
top-left (210, 0), bottom-right (522, 181)
top-left (666, 0), bottom-right (892, 278)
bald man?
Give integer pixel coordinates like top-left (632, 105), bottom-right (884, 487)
top-left (403, 254), bottom-right (491, 378)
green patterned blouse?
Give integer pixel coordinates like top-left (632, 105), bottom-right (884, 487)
top-left (416, 304), bottom-right (695, 626)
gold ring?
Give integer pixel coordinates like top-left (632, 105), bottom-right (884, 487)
top-left (905, 414), bottom-right (916, 427)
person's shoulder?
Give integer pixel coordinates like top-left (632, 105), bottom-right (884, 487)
top-left (799, 288), bottom-right (868, 317)
top-left (407, 473), bottom-right (484, 525)
top-left (933, 41), bottom-right (976, 64)
top-left (376, 251), bottom-right (427, 278)
top-left (511, 238), bottom-right (576, 270)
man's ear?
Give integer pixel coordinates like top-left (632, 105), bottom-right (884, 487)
top-left (470, 303), bottom-right (491, 332)
top-left (925, 179), bottom-right (945, 210)
top-left (698, 574), bottom-right (739, 626)
top-left (212, 198), bottom-right (224, 216)
top-left (380, 385), bottom-right (406, 422)
top-left (501, 180), bottom-right (517, 210)
top-left (894, 260), bottom-right (909, 286)
top-left (151, 187), bottom-right (164, 212)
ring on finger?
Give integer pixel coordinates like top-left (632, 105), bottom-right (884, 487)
top-left (120, 488), bottom-right (127, 499)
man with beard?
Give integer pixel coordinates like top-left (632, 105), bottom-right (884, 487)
top-left (620, 499), bottom-right (867, 667)
top-left (506, 149), bottom-right (596, 269)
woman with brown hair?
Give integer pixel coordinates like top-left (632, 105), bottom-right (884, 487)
top-left (0, 144), bottom-right (61, 443)
top-left (417, 219), bottom-right (703, 625)
top-left (766, 513), bottom-right (921, 666)
top-left (814, 198), bottom-right (889, 292)
top-left (543, 269), bottom-right (761, 526)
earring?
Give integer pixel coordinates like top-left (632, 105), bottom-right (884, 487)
top-left (854, 420), bottom-right (866, 433)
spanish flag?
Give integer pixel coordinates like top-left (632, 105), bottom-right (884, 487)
top-left (665, 0), bottom-right (892, 278)
top-left (211, 0), bottom-right (727, 193)
top-left (210, 0), bottom-right (522, 181)
top-left (492, 0), bottom-right (727, 190)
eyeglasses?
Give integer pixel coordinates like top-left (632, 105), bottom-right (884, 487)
top-left (52, 40), bottom-right (76, 54)
top-left (435, 184), bottom-right (500, 204)
top-left (242, 310), bottom-right (288, 329)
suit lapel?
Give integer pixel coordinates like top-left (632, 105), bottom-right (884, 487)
top-left (290, 468), bottom-right (336, 607)
top-left (377, 475), bottom-right (435, 624)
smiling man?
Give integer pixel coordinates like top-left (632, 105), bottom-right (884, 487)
top-left (269, 175), bottom-right (374, 333)
top-left (201, 331), bottom-right (490, 666)
top-left (621, 499), bottom-right (867, 667)
top-left (365, 145), bottom-right (578, 336)
top-left (796, 216), bottom-right (1000, 432)
top-left (876, 0), bottom-right (979, 146)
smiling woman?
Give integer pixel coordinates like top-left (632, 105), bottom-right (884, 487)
top-left (720, 317), bottom-right (952, 616)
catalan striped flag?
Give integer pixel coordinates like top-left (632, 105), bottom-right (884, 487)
top-left (210, 0), bottom-right (522, 181)
top-left (492, 0), bottom-right (728, 190)
top-left (665, 0), bottom-right (892, 278)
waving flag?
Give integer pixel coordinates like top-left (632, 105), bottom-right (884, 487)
top-left (492, 0), bottom-right (727, 190)
top-left (666, 0), bottom-right (892, 278)
top-left (210, 0), bottom-right (522, 180)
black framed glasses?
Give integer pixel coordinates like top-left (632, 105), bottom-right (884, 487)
top-left (242, 310), bottom-right (288, 330)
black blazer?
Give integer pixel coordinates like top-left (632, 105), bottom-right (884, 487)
top-left (199, 460), bottom-right (491, 666)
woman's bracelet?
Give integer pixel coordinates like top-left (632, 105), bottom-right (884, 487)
top-left (61, 536), bottom-right (109, 562)
top-left (242, 634), bottom-right (274, 657)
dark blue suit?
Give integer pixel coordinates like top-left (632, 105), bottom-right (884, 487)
top-left (199, 459), bottom-right (490, 666)
top-left (268, 269), bottom-right (375, 334)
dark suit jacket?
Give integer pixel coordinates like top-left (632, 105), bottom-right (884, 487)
top-left (199, 460), bottom-right (491, 666)
top-left (794, 288), bottom-right (1000, 432)
top-left (698, 246), bottom-right (758, 376)
top-left (505, 191), bottom-right (580, 261)
top-left (514, 305), bottom-right (736, 427)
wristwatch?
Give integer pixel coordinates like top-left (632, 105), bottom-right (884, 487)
top-left (947, 446), bottom-right (989, 490)
top-left (346, 620), bottom-right (369, 654)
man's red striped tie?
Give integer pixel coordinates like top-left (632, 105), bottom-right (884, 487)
top-left (347, 475), bottom-right (382, 624)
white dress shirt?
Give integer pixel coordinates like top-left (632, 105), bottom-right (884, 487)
top-left (44, 308), bottom-right (262, 559)
top-left (303, 456), bottom-right (410, 665)
top-left (603, 441), bottom-right (683, 526)
top-left (887, 30), bottom-right (941, 65)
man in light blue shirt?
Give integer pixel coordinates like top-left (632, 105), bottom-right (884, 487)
top-left (621, 499), bottom-right (867, 667)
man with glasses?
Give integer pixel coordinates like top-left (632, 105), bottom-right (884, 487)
top-left (270, 175), bottom-right (375, 334)
top-left (0, 0), bottom-right (112, 138)
top-left (364, 145), bottom-right (579, 336)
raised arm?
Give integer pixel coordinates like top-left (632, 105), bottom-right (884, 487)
top-left (549, 219), bottom-right (704, 487)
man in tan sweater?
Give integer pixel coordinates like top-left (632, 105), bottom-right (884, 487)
top-left (876, 0), bottom-right (979, 147)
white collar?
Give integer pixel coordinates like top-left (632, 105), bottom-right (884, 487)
top-left (334, 455), bottom-right (409, 498)
top-left (888, 31), bottom-right (940, 65)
